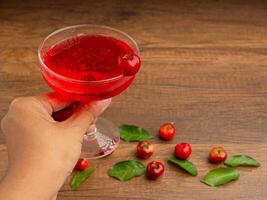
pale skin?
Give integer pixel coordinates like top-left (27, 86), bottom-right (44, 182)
top-left (0, 93), bottom-right (111, 200)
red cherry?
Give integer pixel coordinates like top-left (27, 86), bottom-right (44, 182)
top-left (74, 158), bottom-right (89, 171)
top-left (175, 142), bottom-right (192, 160)
top-left (159, 123), bottom-right (176, 141)
top-left (118, 53), bottom-right (141, 76)
top-left (146, 161), bottom-right (165, 180)
top-left (136, 141), bottom-right (154, 159)
top-left (209, 146), bottom-right (227, 164)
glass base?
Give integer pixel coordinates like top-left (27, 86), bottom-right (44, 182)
top-left (80, 118), bottom-right (120, 159)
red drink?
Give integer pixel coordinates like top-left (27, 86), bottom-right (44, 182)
top-left (38, 25), bottom-right (141, 159)
top-left (41, 35), bottom-right (139, 101)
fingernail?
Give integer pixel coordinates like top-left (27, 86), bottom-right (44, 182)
top-left (93, 98), bottom-right (111, 112)
top-left (82, 99), bottom-right (111, 113)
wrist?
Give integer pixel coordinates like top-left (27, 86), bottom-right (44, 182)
top-left (0, 160), bottom-right (64, 200)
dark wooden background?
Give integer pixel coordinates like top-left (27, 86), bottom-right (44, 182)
top-left (0, 0), bottom-right (266, 199)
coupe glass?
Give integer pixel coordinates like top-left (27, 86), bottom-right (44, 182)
top-left (38, 24), bottom-right (140, 159)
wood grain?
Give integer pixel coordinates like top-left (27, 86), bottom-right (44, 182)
top-left (0, 0), bottom-right (266, 199)
top-left (0, 143), bottom-right (266, 200)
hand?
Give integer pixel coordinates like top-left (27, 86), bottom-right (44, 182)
top-left (0, 93), bottom-right (111, 200)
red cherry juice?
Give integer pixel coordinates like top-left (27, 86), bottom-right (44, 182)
top-left (42, 35), bottom-right (138, 101)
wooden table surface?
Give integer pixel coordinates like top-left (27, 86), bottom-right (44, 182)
top-left (0, 0), bottom-right (267, 199)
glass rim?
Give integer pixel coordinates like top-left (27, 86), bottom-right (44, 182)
top-left (38, 24), bottom-right (140, 84)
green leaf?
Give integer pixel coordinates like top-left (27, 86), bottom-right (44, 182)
top-left (168, 156), bottom-right (198, 176)
top-left (119, 124), bottom-right (150, 142)
top-left (70, 167), bottom-right (95, 190)
top-left (224, 155), bottom-right (260, 167)
top-left (202, 167), bottom-right (240, 187)
top-left (108, 160), bottom-right (146, 181)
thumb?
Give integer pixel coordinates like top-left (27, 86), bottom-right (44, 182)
top-left (62, 99), bottom-right (111, 134)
